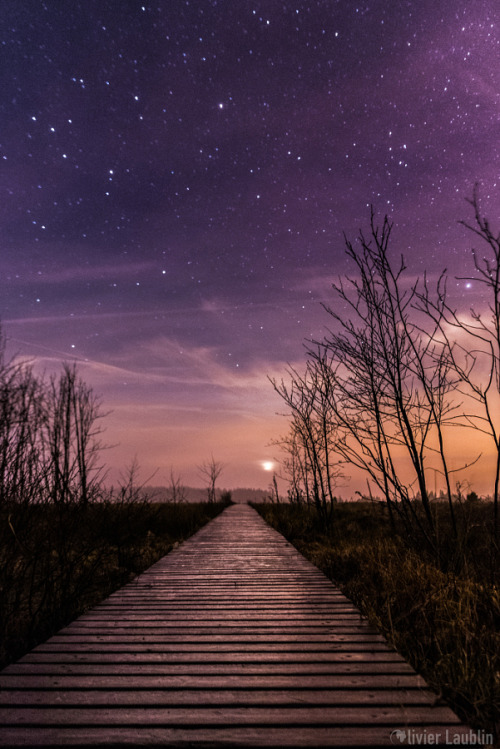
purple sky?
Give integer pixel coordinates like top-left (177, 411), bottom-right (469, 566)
top-left (2, 1), bottom-right (500, 491)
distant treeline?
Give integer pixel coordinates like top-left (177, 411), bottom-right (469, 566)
top-left (143, 486), bottom-right (269, 504)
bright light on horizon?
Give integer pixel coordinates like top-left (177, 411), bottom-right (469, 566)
top-left (261, 460), bottom-right (275, 472)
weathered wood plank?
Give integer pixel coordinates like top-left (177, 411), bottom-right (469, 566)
top-left (0, 688), bottom-right (440, 706)
top-left (50, 624), bottom-right (381, 643)
top-left (34, 639), bottom-right (389, 652)
top-left (0, 705), bottom-right (465, 726)
top-left (0, 725), bottom-right (478, 748)
top-left (1, 661), bottom-right (419, 675)
top-left (56, 623), bottom-right (375, 632)
top-left (41, 634), bottom-right (386, 644)
top-left (0, 674), bottom-right (430, 689)
top-left (17, 651), bottom-right (409, 663)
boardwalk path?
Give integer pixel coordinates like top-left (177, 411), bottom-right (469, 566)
top-left (0, 503), bottom-right (471, 747)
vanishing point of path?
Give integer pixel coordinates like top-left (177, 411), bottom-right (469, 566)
top-left (0, 504), bottom-right (473, 747)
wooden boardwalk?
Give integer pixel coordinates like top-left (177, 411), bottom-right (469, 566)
top-left (0, 503), bottom-right (474, 747)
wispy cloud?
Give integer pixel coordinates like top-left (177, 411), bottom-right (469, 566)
top-left (21, 260), bottom-right (158, 285)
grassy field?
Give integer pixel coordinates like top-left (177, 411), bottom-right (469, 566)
top-left (254, 500), bottom-right (499, 736)
top-left (0, 499), bottom-right (229, 670)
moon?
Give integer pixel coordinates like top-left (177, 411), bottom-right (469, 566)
top-left (261, 460), bottom-right (275, 472)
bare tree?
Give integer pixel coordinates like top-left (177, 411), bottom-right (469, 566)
top-left (417, 189), bottom-right (500, 535)
top-left (197, 456), bottom-right (225, 503)
top-left (272, 210), bottom-right (482, 553)
top-left (43, 363), bottom-right (106, 505)
top-left (166, 467), bottom-right (187, 504)
top-left (267, 473), bottom-right (280, 504)
top-left (0, 356), bottom-right (46, 506)
top-left (0, 329), bottom-right (108, 508)
top-left (270, 360), bottom-right (343, 526)
top-left (108, 457), bottom-right (150, 504)
top-left (312, 211), bottom-right (473, 550)
top-left (272, 425), bottom-right (310, 504)
top-left (0, 337), bottom-right (113, 666)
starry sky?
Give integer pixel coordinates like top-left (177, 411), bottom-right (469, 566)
top-left (2, 1), bottom-right (500, 492)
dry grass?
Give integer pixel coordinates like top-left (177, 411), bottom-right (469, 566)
top-left (254, 501), bottom-right (499, 736)
top-left (0, 500), bottom-right (228, 669)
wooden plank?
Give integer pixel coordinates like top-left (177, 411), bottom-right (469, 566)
top-left (69, 614), bottom-right (370, 623)
top-left (62, 616), bottom-right (371, 623)
top-left (0, 688), bottom-right (439, 706)
top-left (34, 639), bottom-right (389, 652)
top-left (0, 674), bottom-right (431, 690)
top-left (43, 633), bottom-right (386, 643)
top-left (0, 705), bottom-right (465, 726)
top-left (0, 725), bottom-right (479, 748)
top-left (57, 623), bottom-right (376, 632)
top-left (17, 651), bottom-right (408, 663)
top-left (50, 627), bottom-right (384, 637)
top-left (2, 661), bottom-right (419, 675)
top-left (0, 503), bottom-right (472, 748)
